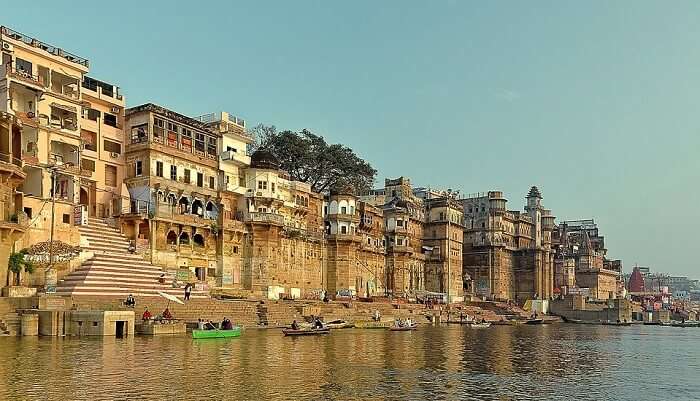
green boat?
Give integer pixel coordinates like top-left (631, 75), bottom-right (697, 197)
top-left (192, 327), bottom-right (242, 339)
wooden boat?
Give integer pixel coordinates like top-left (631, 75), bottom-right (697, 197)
top-left (671, 321), bottom-right (698, 328)
top-left (603, 321), bottom-right (632, 326)
top-left (469, 322), bottom-right (491, 328)
top-left (390, 324), bottom-right (418, 331)
top-left (192, 327), bottom-right (241, 339)
top-left (282, 328), bottom-right (331, 336)
top-left (524, 319), bottom-right (544, 325)
top-left (325, 319), bottom-right (354, 329)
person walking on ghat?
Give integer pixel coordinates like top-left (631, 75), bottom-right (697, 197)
top-left (184, 283), bottom-right (192, 301)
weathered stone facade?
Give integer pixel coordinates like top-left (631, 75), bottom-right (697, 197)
top-left (462, 187), bottom-right (556, 303)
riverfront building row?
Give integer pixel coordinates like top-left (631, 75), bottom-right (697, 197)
top-left (0, 26), bottom-right (623, 303)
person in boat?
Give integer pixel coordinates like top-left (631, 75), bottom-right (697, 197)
top-left (205, 320), bottom-right (217, 330)
top-left (291, 320), bottom-right (300, 330)
top-left (221, 318), bottom-right (233, 330)
top-left (405, 318), bottom-right (412, 327)
top-left (197, 319), bottom-right (205, 330)
top-left (142, 307), bottom-right (152, 321)
top-left (314, 317), bottom-right (324, 329)
top-left (162, 307), bottom-right (173, 320)
top-left (124, 294), bottom-right (135, 308)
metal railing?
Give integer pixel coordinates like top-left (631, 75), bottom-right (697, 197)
top-left (1, 26), bottom-right (89, 67)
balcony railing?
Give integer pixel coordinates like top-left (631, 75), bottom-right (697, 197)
top-left (5, 64), bottom-right (44, 88)
top-left (1, 26), bottom-right (89, 67)
top-left (244, 212), bottom-right (285, 226)
top-left (0, 152), bottom-right (23, 168)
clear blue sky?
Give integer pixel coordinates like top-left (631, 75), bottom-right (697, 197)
top-left (5, 1), bottom-right (699, 276)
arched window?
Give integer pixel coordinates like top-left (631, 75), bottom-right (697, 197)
top-left (192, 199), bottom-right (204, 216)
top-left (166, 230), bottom-right (177, 245)
top-left (193, 233), bottom-right (205, 247)
top-left (156, 190), bottom-right (164, 202)
top-left (167, 193), bottom-right (177, 206)
top-left (205, 201), bottom-right (215, 219)
top-left (178, 197), bottom-right (190, 214)
top-left (179, 231), bottom-right (190, 245)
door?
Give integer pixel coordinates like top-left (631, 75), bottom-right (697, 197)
top-left (115, 321), bottom-right (125, 338)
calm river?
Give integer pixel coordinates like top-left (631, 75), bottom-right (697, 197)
top-left (1, 324), bottom-right (698, 400)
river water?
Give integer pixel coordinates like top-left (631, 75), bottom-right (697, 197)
top-left (1, 324), bottom-right (698, 401)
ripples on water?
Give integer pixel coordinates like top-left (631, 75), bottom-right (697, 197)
top-left (1, 325), bottom-right (699, 401)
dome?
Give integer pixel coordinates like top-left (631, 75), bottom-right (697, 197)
top-left (527, 186), bottom-right (542, 199)
top-left (250, 149), bottom-right (280, 170)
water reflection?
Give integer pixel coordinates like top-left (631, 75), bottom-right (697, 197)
top-left (1, 325), bottom-right (699, 400)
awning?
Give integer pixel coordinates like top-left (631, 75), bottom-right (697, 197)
top-left (50, 102), bottom-right (77, 114)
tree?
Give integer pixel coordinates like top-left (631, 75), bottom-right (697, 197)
top-left (8, 250), bottom-right (34, 286)
top-left (251, 125), bottom-right (377, 193)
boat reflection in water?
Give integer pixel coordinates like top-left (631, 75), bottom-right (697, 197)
top-left (1, 325), bottom-right (699, 400)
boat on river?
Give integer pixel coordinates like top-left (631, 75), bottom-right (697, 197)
top-left (390, 324), bottom-right (418, 331)
top-left (192, 327), bottom-right (242, 339)
top-left (469, 322), bottom-right (492, 328)
top-left (671, 321), bottom-right (700, 328)
top-left (282, 328), bottom-right (331, 336)
top-left (325, 320), bottom-right (354, 329)
top-left (355, 321), bottom-right (391, 329)
top-left (525, 319), bottom-right (544, 325)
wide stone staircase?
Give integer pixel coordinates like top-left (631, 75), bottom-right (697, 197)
top-left (55, 219), bottom-right (207, 299)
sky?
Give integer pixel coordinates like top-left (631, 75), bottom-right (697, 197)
top-left (4, 1), bottom-right (699, 276)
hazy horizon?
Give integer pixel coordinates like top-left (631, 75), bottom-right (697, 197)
top-left (4, 1), bottom-right (699, 277)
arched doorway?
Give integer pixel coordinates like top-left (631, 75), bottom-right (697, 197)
top-left (205, 201), bottom-right (215, 219)
top-left (79, 187), bottom-right (89, 206)
top-left (178, 197), bottom-right (190, 214)
top-left (193, 233), bottom-right (205, 247)
top-left (179, 231), bottom-right (190, 245)
top-left (166, 230), bottom-right (177, 246)
top-left (191, 199), bottom-right (204, 217)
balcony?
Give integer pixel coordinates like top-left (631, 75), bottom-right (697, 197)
top-left (220, 149), bottom-right (251, 166)
top-left (50, 71), bottom-right (80, 101)
top-left (388, 244), bottom-right (413, 254)
top-left (4, 63), bottom-right (45, 90)
top-left (326, 233), bottom-right (361, 242)
top-left (244, 211), bottom-right (284, 226)
top-left (48, 104), bottom-right (78, 132)
top-left (326, 212), bottom-right (360, 223)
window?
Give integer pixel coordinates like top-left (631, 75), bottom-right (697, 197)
top-left (84, 108), bottom-right (100, 121)
top-left (135, 160), bottom-right (143, 176)
top-left (156, 161), bottom-right (163, 177)
top-left (81, 158), bottom-right (95, 172)
top-left (207, 136), bottom-right (217, 156)
top-left (184, 169), bottom-right (191, 184)
top-left (439, 212), bottom-right (445, 221)
top-left (170, 165), bottom-right (177, 180)
top-left (233, 246), bottom-right (239, 254)
top-left (209, 176), bottom-right (215, 189)
top-left (195, 132), bottom-right (205, 152)
top-left (15, 58), bottom-right (32, 74)
top-left (81, 130), bottom-right (97, 151)
top-left (397, 238), bottom-right (403, 246)
top-left (105, 165), bottom-right (117, 186)
top-left (104, 140), bottom-right (121, 154)
top-left (397, 220), bottom-right (403, 227)
top-left (24, 207), bottom-right (32, 218)
top-left (257, 181), bottom-right (267, 190)
top-left (341, 206), bottom-right (347, 214)
top-left (62, 214), bottom-right (70, 224)
top-left (130, 124), bottom-right (148, 144)
top-left (197, 172), bottom-right (203, 187)
top-left (341, 226), bottom-right (347, 234)
top-left (104, 113), bottom-right (117, 127)
top-left (271, 182), bottom-right (275, 193)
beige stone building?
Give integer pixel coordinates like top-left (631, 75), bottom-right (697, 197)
top-left (552, 219), bottom-right (622, 300)
top-left (462, 187), bottom-right (556, 303)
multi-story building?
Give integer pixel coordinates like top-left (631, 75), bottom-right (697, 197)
top-left (79, 76), bottom-right (126, 218)
top-left (242, 149), bottom-right (324, 298)
top-left (122, 103), bottom-right (224, 282)
top-left (198, 111), bottom-right (250, 288)
top-left (1, 26), bottom-right (88, 217)
top-left (552, 219), bottom-right (622, 300)
top-left (363, 177), bottom-right (427, 298)
top-left (462, 187), bottom-right (556, 303)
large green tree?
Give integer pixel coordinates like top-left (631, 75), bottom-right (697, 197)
top-left (8, 250), bottom-right (34, 286)
top-left (249, 124), bottom-right (377, 193)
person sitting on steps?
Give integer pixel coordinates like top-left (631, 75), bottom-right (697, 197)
top-left (142, 307), bottom-right (152, 321)
top-left (124, 294), bottom-right (135, 308)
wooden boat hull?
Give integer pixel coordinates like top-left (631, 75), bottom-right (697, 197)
top-left (192, 327), bottom-right (241, 339)
top-left (355, 321), bottom-right (391, 329)
top-left (525, 319), bottom-right (544, 325)
top-left (469, 323), bottom-right (491, 328)
top-left (283, 328), bottom-right (331, 336)
top-left (390, 325), bottom-right (417, 331)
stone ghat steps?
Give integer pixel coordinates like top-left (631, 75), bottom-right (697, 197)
top-left (59, 220), bottom-right (210, 299)
top-left (69, 297), bottom-right (260, 328)
top-left (0, 313), bottom-right (20, 336)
